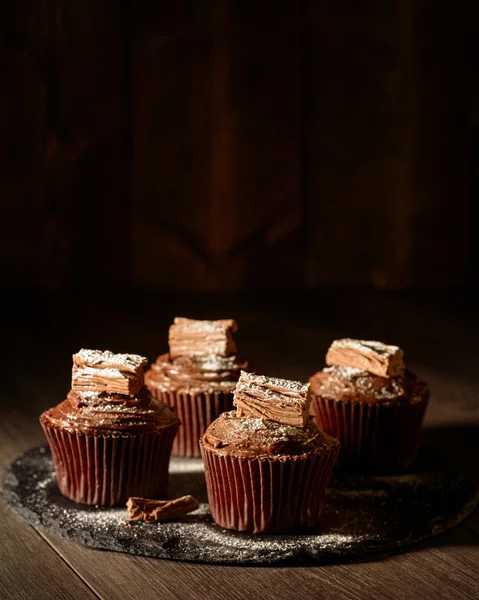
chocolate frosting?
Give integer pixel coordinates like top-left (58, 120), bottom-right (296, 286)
top-left (40, 388), bottom-right (180, 436)
top-left (145, 353), bottom-right (248, 394)
top-left (202, 411), bottom-right (340, 458)
top-left (309, 366), bottom-right (429, 405)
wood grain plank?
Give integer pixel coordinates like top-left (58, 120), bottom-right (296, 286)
top-left (0, 406), bottom-right (45, 473)
top-left (0, 0), bottom-right (130, 289)
top-left (132, 0), bottom-right (302, 291)
top-left (306, 526), bottom-right (479, 600)
top-left (36, 525), bottom-right (479, 600)
top-left (304, 0), bottom-right (472, 288)
top-left (0, 500), bottom-right (98, 600)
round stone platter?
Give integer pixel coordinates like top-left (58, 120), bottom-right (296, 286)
top-left (3, 446), bottom-right (478, 566)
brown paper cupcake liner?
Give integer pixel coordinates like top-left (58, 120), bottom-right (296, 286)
top-left (151, 389), bottom-right (233, 458)
top-left (41, 423), bottom-right (178, 506)
top-left (311, 395), bottom-right (428, 472)
top-left (201, 445), bottom-right (340, 534)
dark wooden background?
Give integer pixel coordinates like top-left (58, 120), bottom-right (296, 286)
top-left (1, 0), bottom-right (478, 291)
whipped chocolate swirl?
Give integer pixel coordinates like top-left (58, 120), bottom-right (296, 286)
top-left (310, 366), bottom-right (428, 405)
top-left (42, 388), bottom-right (179, 435)
top-left (146, 353), bottom-right (247, 394)
top-left (146, 317), bottom-right (247, 393)
top-left (202, 411), bottom-right (338, 458)
top-left (41, 348), bottom-right (179, 435)
top-left (234, 372), bottom-right (310, 427)
top-left (309, 338), bottom-right (429, 405)
top-left (326, 339), bottom-right (405, 378)
top-left (201, 369), bottom-right (338, 458)
top-left (169, 318), bottom-right (238, 359)
top-left (72, 349), bottom-right (148, 396)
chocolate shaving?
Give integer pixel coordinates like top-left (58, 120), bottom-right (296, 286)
top-left (123, 495), bottom-right (199, 524)
top-left (72, 349), bottom-right (148, 396)
top-left (325, 339), bottom-right (405, 378)
top-left (169, 317), bottom-right (238, 359)
top-left (233, 371), bottom-right (311, 428)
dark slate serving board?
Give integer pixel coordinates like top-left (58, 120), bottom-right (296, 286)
top-left (3, 446), bottom-right (477, 566)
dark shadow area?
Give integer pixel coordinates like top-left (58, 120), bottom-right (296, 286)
top-left (421, 424), bottom-right (479, 475)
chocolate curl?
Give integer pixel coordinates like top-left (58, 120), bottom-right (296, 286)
top-left (72, 349), bottom-right (148, 396)
top-left (169, 317), bottom-right (238, 359)
top-left (326, 339), bottom-right (405, 378)
top-left (233, 371), bottom-right (311, 428)
top-left (123, 495), bottom-right (199, 524)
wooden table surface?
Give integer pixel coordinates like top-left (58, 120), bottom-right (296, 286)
top-left (1, 291), bottom-right (478, 600)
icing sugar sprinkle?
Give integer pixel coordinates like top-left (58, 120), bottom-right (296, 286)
top-left (239, 372), bottom-right (309, 394)
top-left (323, 366), bottom-right (367, 377)
top-left (172, 317), bottom-right (237, 333)
top-left (332, 339), bottom-right (400, 358)
top-left (6, 448), bottom-right (466, 566)
top-left (74, 349), bottom-right (147, 372)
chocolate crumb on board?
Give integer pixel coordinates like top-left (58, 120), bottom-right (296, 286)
top-left (122, 495), bottom-right (199, 524)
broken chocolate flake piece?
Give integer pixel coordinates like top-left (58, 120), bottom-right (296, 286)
top-left (325, 339), bottom-right (405, 378)
top-left (123, 495), bottom-right (199, 524)
top-left (72, 349), bottom-right (148, 396)
top-left (233, 371), bottom-right (311, 428)
top-left (169, 317), bottom-right (238, 359)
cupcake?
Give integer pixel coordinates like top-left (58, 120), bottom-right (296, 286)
top-left (200, 371), bottom-right (340, 534)
top-left (309, 338), bottom-right (429, 473)
top-left (40, 349), bottom-right (180, 506)
top-left (145, 317), bottom-right (248, 458)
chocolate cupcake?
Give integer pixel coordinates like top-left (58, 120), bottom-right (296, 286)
top-left (40, 349), bottom-right (180, 506)
top-left (145, 317), bottom-right (248, 458)
top-left (309, 339), bottom-right (429, 473)
top-left (200, 372), bottom-right (340, 534)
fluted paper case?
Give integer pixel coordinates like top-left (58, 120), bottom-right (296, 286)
top-left (200, 443), bottom-right (340, 534)
top-left (310, 395), bottom-right (428, 473)
top-left (41, 422), bottom-right (178, 506)
top-left (151, 389), bottom-right (234, 458)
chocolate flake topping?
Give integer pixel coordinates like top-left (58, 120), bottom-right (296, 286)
top-left (325, 339), bottom-right (405, 378)
top-left (123, 495), bottom-right (199, 524)
top-left (233, 371), bottom-right (311, 428)
top-left (169, 317), bottom-right (238, 359)
top-left (72, 349), bottom-right (148, 396)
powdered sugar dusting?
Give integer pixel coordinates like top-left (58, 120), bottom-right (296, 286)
top-left (74, 349), bottom-right (148, 373)
top-left (3, 447), bottom-right (478, 565)
top-left (222, 412), bottom-right (312, 440)
top-left (324, 366), bottom-right (367, 377)
top-left (172, 317), bottom-right (237, 334)
top-left (332, 339), bottom-right (400, 357)
top-left (314, 366), bottom-right (405, 402)
top-left (239, 371), bottom-right (309, 394)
